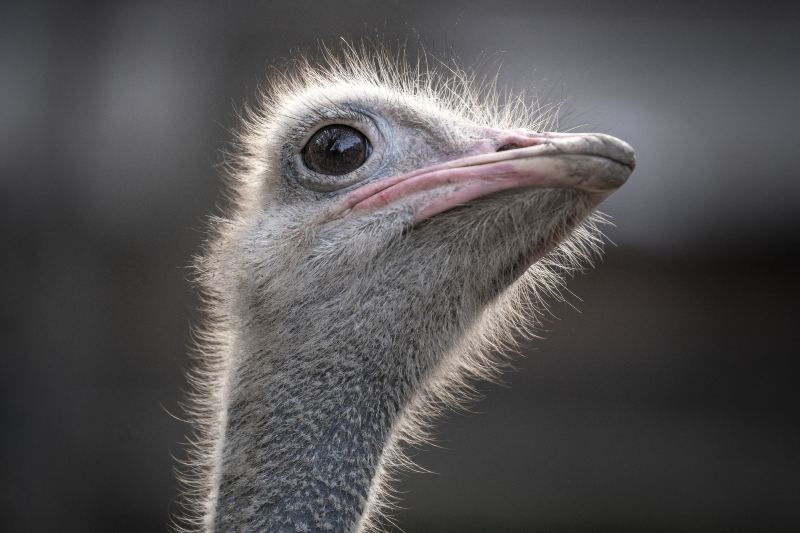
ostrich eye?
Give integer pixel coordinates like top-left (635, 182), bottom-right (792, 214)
top-left (302, 125), bottom-right (372, 176)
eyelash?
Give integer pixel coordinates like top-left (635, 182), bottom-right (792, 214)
top-left (297, 106), bottom-right (369, 135)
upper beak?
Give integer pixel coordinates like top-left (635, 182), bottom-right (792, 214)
top-left (336, 131), bottom-right (636, 222)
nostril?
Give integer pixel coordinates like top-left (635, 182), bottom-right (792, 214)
top-left (496, 143), bottom-right (521, 152)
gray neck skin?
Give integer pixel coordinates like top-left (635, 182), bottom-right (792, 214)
top-left (214, 349), bottom-right (401, 532)
top-left (211, 258), bottom-right (453, 532)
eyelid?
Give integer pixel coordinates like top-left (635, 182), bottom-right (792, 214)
top-left (299, 105), bottom-right (370, 134)
top-left (276, 107), bottom-right (367, 156)
top-left (288, 107), bottom-right (387, 193)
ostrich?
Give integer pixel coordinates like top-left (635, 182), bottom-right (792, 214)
top-left (178, 47), bottom-right (635, 532)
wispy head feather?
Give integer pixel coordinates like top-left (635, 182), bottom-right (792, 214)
top-left (175, 42), bottom-right (613, 533)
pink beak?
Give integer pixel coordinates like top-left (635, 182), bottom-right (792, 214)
top-left (336, 131), bottom-right (636, 222)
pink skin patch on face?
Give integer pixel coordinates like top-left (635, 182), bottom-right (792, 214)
top-left (334, 130), bottom-right (635, 223)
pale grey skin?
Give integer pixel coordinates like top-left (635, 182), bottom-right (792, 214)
top-left (189, 74), bottom-right (634, 532)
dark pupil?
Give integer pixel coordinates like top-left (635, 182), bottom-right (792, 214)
top-left (302, 125), bottom-right (371, 176)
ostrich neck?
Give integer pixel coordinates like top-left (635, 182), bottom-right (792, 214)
top-left (211, 321), bottom-right (414, 532)
top-left (207, 228), bottom-right (490, 531)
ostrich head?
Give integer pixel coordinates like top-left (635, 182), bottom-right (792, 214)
top-left (186, 48), bottom-right (635, 532)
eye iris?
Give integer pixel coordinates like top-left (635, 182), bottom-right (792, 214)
top-left (303, 125), bottom-right (371, 176)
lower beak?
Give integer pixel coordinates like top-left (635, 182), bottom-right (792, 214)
top-left (338, 132), bottom-right (636, 222)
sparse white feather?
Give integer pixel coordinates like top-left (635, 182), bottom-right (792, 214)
top-left (174, 43), bottom-right (623, 533)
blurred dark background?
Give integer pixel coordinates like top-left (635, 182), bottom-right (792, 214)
top-left (2, 1), bottom-right (799, 531)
